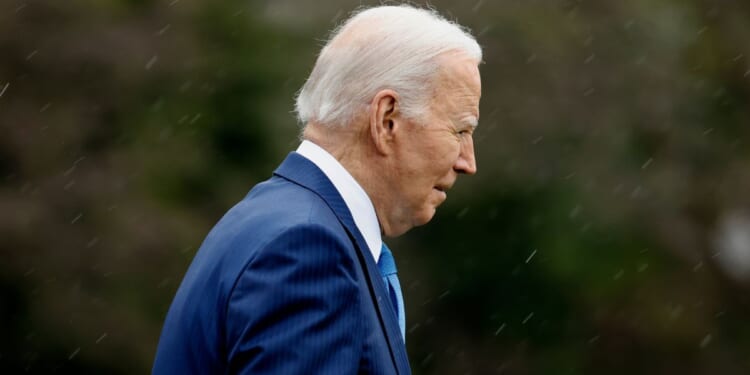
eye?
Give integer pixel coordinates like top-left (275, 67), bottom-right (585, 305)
top-left (457, 129), bottom-right (473, 137)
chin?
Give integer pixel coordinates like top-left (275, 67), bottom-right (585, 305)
top-left (388, 208), bottom-right (437, 237)
top-left (414, 208), bottom-right (437, 227)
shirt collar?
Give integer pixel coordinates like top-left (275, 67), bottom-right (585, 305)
top-left (296, 140), bottom-right (382, 262)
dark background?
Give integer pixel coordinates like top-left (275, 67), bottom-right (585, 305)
top-left (2, 0), bottom-right (750, 373)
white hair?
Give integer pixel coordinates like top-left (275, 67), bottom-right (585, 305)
top-left (295, 5), bottom-right (482, 127)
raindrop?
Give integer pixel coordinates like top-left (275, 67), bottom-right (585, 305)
top-left (477, 25), bottom-right (492, 37)
top-left (457, 207), bottom-right (469, 219)
top-left (472, 0), bottom-right (484, 12)
top-left (189, 113), bottom-right (202, 124)
top-left (151, 97), bottom-right (164, 112)
top-left (640, 158), bottom-right (653, 170)
top-left (0, 82), bottom-right (9, 98)
top-left (155, 24), bottom-right (171, 36)
top-left (493, 323), bottom-right (506, 335)
top-left (612, 269), bottom-right (624, 280)
top-left (145, 55), bottom-right (158, 70)
top-left (86, 237), bottom-right (99, 248)
top-left (71, 213), bottom-right (83, 224)
top-left (522, 312), bottom-right (534, 324)
top-left (699, 334), bottom-right (712, 348)
top-left (669, 305), bottom-right (683, 320)
top-left (630, 186), bottom-right (642, 199)
top-left (68, 347), bottom-right (80, 360)
top-left (569, 205), bottom-right (581, 219)
top-left (581, 222), bottom-right (592, 233)
top-left (525, 249), bottom-right (537, 264)
top-left (63, 157), bottom-right (85, 177)
top-left (95, 333), bottom-right (107, 344)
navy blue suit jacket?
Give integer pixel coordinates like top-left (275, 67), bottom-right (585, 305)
top-left (153, 152), bottom-right (411, 374)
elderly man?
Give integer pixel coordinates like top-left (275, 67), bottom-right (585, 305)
top-left (153, 4), bottom-right (481, 374)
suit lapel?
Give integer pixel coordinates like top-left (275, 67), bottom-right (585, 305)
top-left (274, 152), bottom-right (410, 374)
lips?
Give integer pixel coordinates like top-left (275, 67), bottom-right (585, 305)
top-left (433, 186), bottom-right (448, 200)
top-left (434, 181), bottom-right (453, 193)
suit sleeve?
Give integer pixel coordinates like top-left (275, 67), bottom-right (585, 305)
top-left (224, 224), bottom-right (364, 374)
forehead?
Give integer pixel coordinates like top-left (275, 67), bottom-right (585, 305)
top-left (444, 58), bottom-right (480, 91)
top-left (432, 55), bottom-right (481, 116)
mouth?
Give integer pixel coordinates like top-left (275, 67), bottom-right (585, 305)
top-left (434, 181), bottom-right (454, 192)
top-left (433, 186), bottom-right (448, 197)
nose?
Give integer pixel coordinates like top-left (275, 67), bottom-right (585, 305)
top-left (454, 136), bottom-right (477, 175)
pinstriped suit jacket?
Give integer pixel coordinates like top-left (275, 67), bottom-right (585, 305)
top-left (153, 152), bottom-right (411, 374)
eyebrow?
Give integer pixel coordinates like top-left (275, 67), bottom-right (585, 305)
top-left (461, 115), bottom-right (479, 128)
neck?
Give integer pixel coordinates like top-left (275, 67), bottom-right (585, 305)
top-left (302, 122), bottom-right (393, 236)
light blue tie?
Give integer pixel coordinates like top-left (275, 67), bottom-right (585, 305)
top-left (378, 243), bottom-right (406, 341)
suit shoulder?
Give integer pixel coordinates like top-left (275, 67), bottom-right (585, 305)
top-left (195, 175), bottom-right (346, 278)
top-left (232, 175), bottom-right (339, 230)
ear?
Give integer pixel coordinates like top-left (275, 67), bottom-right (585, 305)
top-left (368, 89), bottom-right (400, 155)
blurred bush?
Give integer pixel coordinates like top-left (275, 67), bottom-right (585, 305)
top-left (1, 0), bottom-right (749, 373)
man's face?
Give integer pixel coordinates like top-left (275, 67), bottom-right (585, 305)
top-left (387, 56), bottom-right (481, 234)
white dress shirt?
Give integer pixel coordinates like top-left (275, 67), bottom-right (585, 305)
top-left (296, 140), bottom-right (383, 262)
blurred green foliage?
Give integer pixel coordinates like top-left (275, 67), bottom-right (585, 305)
top-left (1, 0), bottom-right (749, 374)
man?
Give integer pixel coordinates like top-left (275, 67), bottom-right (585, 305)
top-left (153, 4), bottom-right (481, 374)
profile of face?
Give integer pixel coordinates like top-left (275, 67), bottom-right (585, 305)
top-left (381, 55), bottom-right (481, 236)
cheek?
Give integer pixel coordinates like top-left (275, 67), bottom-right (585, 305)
top-left (434, 142), bottom-right (461, 169)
